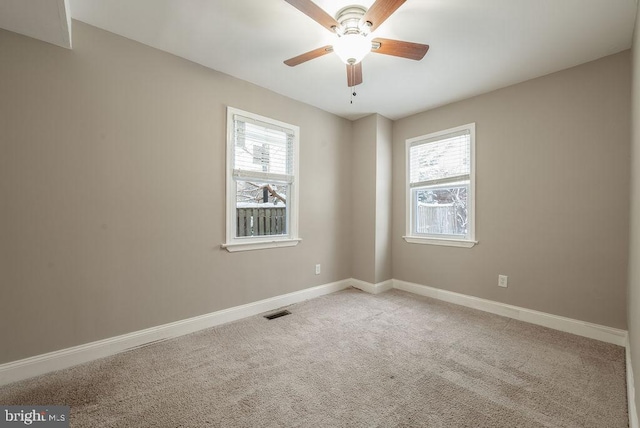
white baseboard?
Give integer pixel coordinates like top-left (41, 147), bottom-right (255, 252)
top-left (350, 278), bottom-right (393, 295)
top-left (629, 337), bottom-right (639, 428)
top-left (0, 277), bottom-right (629, 389)
top-left (0, 279), bottom-right (351, 387)
top-left (392, 279), bottom-right (628, 347)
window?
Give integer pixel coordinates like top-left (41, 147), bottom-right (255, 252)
top-left (222, 107), bottom-right (300, 252)
top-left (404, 123), bottom-right (476, 248)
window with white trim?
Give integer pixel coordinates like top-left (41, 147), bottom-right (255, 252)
top-left (223, 107), bottom-right (300, 252)
top-left (404, 123), bottom-right (476, 248)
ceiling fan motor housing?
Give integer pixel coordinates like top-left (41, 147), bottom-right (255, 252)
top-left (335, 5), bottom-right (370, 36)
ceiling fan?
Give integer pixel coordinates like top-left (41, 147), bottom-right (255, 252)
top-left (283, 0), bottom-right (429, 88)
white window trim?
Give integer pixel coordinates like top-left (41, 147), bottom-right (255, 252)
top-left (221, 238), bottom-right (302, 253)
top-left (222, 107), bottom-right (301, 252)
top-left (403, 236), bottom-right (477, 248)
top-left (403, 123), bottom-right (477, 248)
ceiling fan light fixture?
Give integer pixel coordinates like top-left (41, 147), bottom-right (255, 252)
top-left (333, 33), bottom-right (372, 65)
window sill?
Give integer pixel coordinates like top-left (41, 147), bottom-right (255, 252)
top-left (221, 238), bottom-right (302, 253)
top-left (403, 236), bottom-right (477, 248)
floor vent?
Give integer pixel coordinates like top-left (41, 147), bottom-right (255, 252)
top-left (264, 310), bottom-right (291, 320)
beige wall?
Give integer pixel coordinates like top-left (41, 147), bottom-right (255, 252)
top-left (351, 114), bottom-right (393, 285)
top-left (375, 115), bottom-right (393, 284)
top-left (629, 3), bottom-right (640, 423)
top-left (392, 51), bottom-right (631, 329)
top-left (0, 22), bottom-right (353, 364)
top-left (351, 115), bottom-right (378, 284)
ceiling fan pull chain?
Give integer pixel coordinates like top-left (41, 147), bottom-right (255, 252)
top-left (348, 64), bottom-right (357, 104)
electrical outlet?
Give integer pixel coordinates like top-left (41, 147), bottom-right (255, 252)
top-left (498, 275), bottom-right (508, 288)
top-left (315, 264), bottom-right (321, 275)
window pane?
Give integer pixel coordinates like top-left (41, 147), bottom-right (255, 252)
top-left (413, 184), bottom-right (468, 236)
top-left (410, 132), bottom-right (470, 184)
top-left (236, 180), bottom-right (288, 237)
top-left (234, 121), bottom-right (292, 176)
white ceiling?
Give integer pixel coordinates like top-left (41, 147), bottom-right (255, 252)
top-left (1, 0), bottom-right (637, 120)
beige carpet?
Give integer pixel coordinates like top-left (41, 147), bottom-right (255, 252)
top-left (0, 288), bottom-right (628, 427)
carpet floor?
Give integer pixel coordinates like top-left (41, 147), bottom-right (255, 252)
top-left (0, 288), bottom-right (628, 427)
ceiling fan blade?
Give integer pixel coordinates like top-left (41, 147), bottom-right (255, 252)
top-left (372, 38), bottom-right (429, 60)
top-left (284, 45), bottom-right (333, 67)
top-left (362, 0), bottom-right (406, 32)
top-left (347, 63), bottom-right (363, 87)
top-left (284, 0), bottom-right (339, 32)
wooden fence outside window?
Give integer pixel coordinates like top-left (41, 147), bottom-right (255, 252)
top-left (237, 207), bottom-right (286, 237)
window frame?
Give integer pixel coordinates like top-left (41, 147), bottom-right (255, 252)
top-left (403, 123), bottom-right (477, 248)
top-left (222, 107), bottom-right (301, 252)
